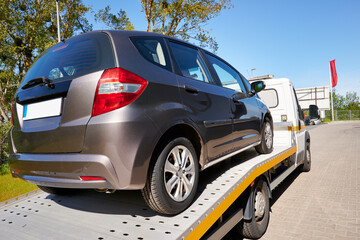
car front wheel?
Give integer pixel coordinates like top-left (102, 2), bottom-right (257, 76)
top-left (256, 118), bottom-right (274, 154)
top-left (142, 137), bottom-right (199, 215)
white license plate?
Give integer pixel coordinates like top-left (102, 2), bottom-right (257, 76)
top-left (23, 98), bottom-right (63, 121)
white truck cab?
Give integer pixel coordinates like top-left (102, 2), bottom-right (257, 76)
top-left (255, 78), bottom-right (310, 170)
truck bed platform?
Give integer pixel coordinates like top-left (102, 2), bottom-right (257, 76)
top-left (0, 145), bottom-right (296, 240)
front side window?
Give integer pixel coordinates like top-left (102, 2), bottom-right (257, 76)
top-left (241, 74), bottom-right (251, 93)
top-left (293, 88), bottom-right (304, 120)
top-left (205, 54), bottom-right (246, 93)
top-left (169, 41), bottom-right (213, 83)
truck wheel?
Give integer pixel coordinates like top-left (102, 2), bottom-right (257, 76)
top-left (256, 118), bottom-right (273, 154)
top-left (37, 186), bottom-right (75, 195)
top-left (237, 180), bottom-right (270, 239)
top-left (142, 137), bottom-right (199, 215)
top-left (301, 144), bottom-right (311, 172)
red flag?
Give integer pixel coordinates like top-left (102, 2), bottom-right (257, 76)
top-left (330, 60), bottom-right (338, 88)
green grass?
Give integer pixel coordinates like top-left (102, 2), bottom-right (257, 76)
top-left (0, 173), bottom-right (38, 202)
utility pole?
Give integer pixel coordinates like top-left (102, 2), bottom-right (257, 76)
top-left (330, 80), bottom-right (335, 121)
top-left (56, 0), bottom-right (61, 42)
top-left (251, 68), bottom-right (256, 79)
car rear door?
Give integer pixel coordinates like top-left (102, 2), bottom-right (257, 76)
top-left (11, 32), bottom-right (116, 153)
top-left (203, 52), bottom-right (261, 150)
top-left (166, 40), bottom-right (234, 162)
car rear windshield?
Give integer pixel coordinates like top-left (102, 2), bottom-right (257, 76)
top-left (21, 32), bottom-right (116, 86)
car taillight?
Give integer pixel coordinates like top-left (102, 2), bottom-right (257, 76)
top-left (92, 68), bottom-right (148, 117)
top-left (11, 99), bottom-right (14, 126)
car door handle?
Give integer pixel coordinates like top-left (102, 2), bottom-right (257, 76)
top-left (184, 85), bottom-right (199, 94)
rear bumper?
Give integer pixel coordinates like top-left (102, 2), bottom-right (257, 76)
top-left (9, 153), bottom-right (119, 189)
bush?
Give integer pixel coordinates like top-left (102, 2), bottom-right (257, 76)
top-left (0, 162), bottom-right (9, 175)
top-left (0, 122), bottom-right (11, 175)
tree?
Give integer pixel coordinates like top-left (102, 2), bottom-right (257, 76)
top-left (94, 5), bottom-right (134, 30)
top-left (140, 0), bottom-right (232, 51)
top-left (344, 92), bottom-right (360, 110)
top-left (0, 0), bottom-right (91, 167)
top-left (331, 90), bottom-right (345, 110)
top-left (330, 90), bottom-right (360, 111)
top-left (95, 1), bottom-right (232, 50)
top-left (0, 0), bottom-right (91, 120)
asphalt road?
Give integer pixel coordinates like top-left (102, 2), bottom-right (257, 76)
top-left (261, 121), bottom-right (360, 239)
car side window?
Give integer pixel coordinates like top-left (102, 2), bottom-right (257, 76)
top-left (293, 88), bottom-right (305, 120)
top-left (205, 54), bottom-right (246, 93)
top-left (258, 89), bottom-right (279, 108)
top-left (240, 74), bottom-right (252, 93)
top-left (131, 37), bottom-right (171, 71)
top-left (168, 41), bottom-right (214, 83)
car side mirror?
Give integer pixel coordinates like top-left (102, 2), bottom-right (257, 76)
top-left (250, 81), bottom-right (265, 95)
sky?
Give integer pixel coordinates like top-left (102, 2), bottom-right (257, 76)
top-left (85, 0), bottom-right (360, 96)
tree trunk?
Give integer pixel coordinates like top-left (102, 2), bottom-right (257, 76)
top-left (0, 105), bottom-right (9, 123)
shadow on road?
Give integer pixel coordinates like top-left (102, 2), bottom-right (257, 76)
top-left (270, 168), bottom-right (301, 207)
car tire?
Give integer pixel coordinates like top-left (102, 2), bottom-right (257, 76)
top-left (37, 186), bottom-right (75, 195)
top-left (141, 137), bottom-right (199, 215)
top-left (255, 118), bottom-right (273, 154)
top-left (300, 143), bottom-right (311, 172)
top-left (237, 180), bottom-right (270, 239)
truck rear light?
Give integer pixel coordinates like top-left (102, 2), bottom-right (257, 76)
top-left (92, 68), bottom-right (148, 117)
top-left (80, 176), bottom-right (106, 181)
top-left (10, 99), bottom-right (14, 126)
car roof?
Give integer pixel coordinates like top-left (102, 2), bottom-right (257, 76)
top-left (75, 30), bottom-right (199, 49)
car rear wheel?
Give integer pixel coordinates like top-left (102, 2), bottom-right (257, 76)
top-left (142, 137), bottom-right (199, 215)
top-left (256, 118), bottom-right (273, 154)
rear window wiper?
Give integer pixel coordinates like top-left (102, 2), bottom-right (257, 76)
top-left (21, 76), bottom-right (55, 90)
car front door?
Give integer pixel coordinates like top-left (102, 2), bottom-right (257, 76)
top-left (292, 88), bottom-right (306, 164)
top-left (167, 40), bottom-right (234, 162)
top-left (203, 53), bottom-right (262, 150)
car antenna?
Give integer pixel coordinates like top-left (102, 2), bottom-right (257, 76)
top-left (76, 17), bottom-right (87, 34)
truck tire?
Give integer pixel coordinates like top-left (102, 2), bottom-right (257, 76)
top-left (37, 186), bottom-right (75, 195)
top-left (256, 118), bottom-right (273, 154)
top-left (300, 143), bottom-right (311, 172)
top-left (142, 137), bottom-right (199, 215)
top-left (237, 180), bottom-right (270, 239)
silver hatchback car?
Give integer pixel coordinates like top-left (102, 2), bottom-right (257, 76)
top-left (9, 30), bottom-right (273, 214)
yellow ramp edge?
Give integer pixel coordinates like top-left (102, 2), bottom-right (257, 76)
top-left (185, 146), bottom-right (297, 240)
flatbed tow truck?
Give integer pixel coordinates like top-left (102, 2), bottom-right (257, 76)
top-left (0, 78), bottom-right (310, 239)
